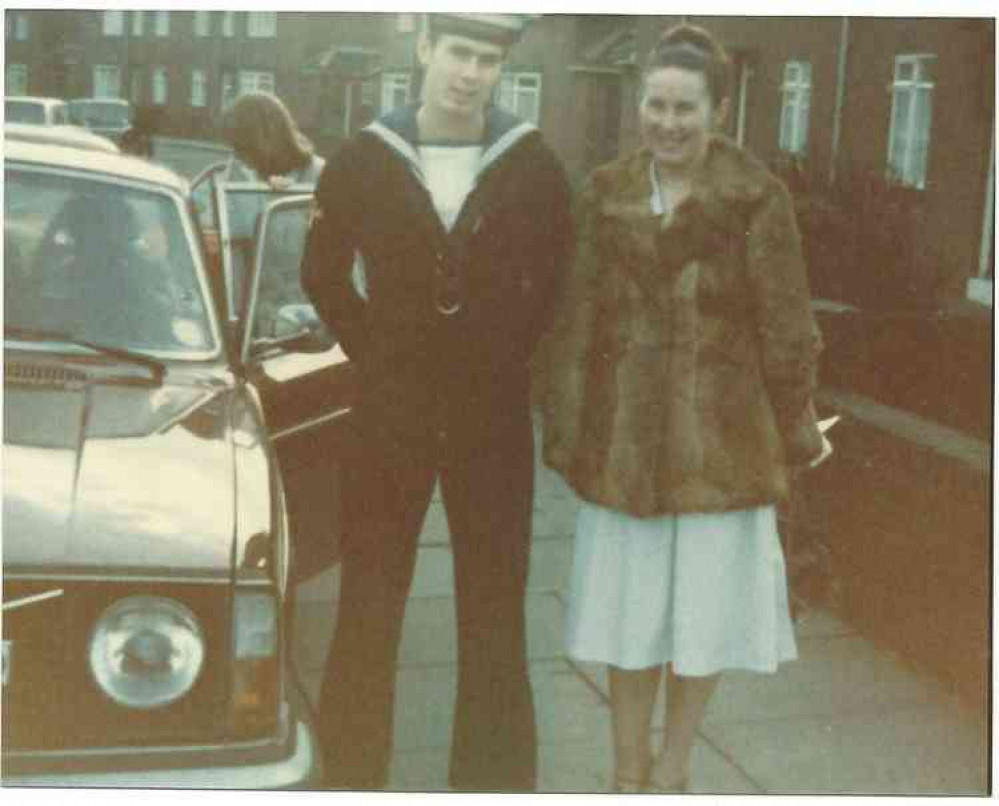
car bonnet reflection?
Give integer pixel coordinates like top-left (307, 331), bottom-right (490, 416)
top-left (2, 385), bottom-right (253, 573)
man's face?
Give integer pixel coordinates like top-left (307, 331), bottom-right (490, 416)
top-left (418, 34), bottom-right (505, 121)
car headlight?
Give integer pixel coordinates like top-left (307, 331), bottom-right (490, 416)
top-left (89, 596), bottom-right (205, 709)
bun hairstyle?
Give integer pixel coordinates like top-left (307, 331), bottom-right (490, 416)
top-left (644, 24), bottom-right (731, 106)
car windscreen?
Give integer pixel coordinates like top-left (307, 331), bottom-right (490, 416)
top-left (5, 100), bottom-right (45, 124)
top-left (69, 101), bottom-right (131, 128)
top-left (4, 168), bottom-right (217, 357)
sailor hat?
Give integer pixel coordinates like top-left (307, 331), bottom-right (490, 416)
top-left (425, 13), bottom-right (527, 47)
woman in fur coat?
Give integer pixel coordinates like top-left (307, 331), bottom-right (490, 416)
top-left (542, 24), bottom-right (829, 793)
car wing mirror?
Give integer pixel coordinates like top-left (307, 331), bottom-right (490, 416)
top-left (252, 303), bottom-right (333, 354)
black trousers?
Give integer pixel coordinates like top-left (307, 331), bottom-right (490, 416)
top-left (317, 413), bottom-right (537, 791)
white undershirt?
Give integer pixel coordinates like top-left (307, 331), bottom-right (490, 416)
top-left (419, 144), bottom-right (482, 231)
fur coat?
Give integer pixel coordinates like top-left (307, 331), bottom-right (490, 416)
top-left (541, 136), bottom-right (823, 517)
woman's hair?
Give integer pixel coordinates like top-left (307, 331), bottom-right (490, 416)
top-left (220, 91), bottom-right (313, 179)
top-left (644, 24), bottom-right (731, 106)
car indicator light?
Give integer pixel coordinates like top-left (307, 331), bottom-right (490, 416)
top-left (231, 590), bottom-right (279, 737)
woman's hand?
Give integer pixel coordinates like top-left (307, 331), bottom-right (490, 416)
top-left (809, 431), bottom-right (834, 469)
top-left (266, 175), bottom-right (293, 191)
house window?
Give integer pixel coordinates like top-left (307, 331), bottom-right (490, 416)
top-left (93, 65), bottom-right (121, 98)
top-left (887, 54), bottom-right (935, 190)
top-left (130, 70), bottom-right (142, 103)
top-left (152, 67), bottom-right (168, 105)
top-left (221, 71), bottom-right (236, 109)
top-left (191, 69), bottom-right (208, 107)
top-left (222, 11), bottom-right (235, 38)
top-left (6, 64), bottom-right (28, 95)
top-left (380, 71), bottom-right (411, 112)
top-left (131, 10), bottom-right (144, 36)
top-left (779, 61), bottom-right (811, 156)
top-left (397, 13), bottom-right (416, 33)
top-left (238, 70), bottom-right (275, 96)
top-left (14, 13), bottom-right (29, 41)
top-left (194, 11), bottom-right (211, 38)
top-left (154, 11), bottom-right (170, 37)
top-left (496, 72), bottom-right (541, 124)
top-left (247, 12), bottom-right (276, 38)
top-left (102, 10), bottom-right (124, 37)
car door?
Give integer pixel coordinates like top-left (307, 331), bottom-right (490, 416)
top-left (240, 195), bottom-right (356, 581)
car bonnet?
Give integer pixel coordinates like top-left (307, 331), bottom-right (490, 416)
top-left (3, 375), bottom-right (243, 576)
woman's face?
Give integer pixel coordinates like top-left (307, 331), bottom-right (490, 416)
top-left (639, 67), bottom-right (726, 173)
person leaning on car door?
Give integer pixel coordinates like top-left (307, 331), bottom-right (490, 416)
top-left (301, 12), bottom-right (574, 792)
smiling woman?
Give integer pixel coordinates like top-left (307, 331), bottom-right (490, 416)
top-left (542, 23), bottom-right (824, 794)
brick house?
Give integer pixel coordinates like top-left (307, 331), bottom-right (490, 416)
top-left (4, 9), bottom-right (386, 142)
top-left (547, 15), bottom-right (994, 311)
top-left (7, 11), bottom-right (993, 309)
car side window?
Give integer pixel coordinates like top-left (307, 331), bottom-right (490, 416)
top-left (248, 198), bottom-right (329, 352)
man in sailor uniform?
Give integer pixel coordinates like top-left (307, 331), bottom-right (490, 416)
top-left (302, 12), bottom-right (573, 791)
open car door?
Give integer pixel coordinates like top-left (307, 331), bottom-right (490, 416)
top-left (242, 195), bottom-right (356, 581)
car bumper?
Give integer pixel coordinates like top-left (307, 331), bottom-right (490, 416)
top-left (3, 680), bottom-right (322, 790)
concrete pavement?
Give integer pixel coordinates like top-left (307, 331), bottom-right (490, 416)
top-left (292, 427), bottom-right (988, 795)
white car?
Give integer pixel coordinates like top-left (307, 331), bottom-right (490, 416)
top-left (5, 96), bottom-right (72, 126)
top-left (4, 121), bottom-right (120, 154)
top-left (2, 136), bottom-right (351, 789)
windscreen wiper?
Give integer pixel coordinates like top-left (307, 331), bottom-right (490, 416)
top-left (4, 326), bottom-right (166, 385)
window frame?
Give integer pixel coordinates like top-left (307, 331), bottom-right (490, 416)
top-left (154, 10), bottom-right (170, 38)
top-left (778, 60), bottom-right (811, 156)
top-left (886, 53), bottom-right (936, 190)
top-left (191, 69), bottom-right (208, 108)
top-left (131, 10), bottom-right (144, 37)
top-left (194, 10), bottom-right (211, 38)
top-left (14, 12), bottom-right (29, 41)
top-left (237, 70), bottom-right (276, 97)
top-left (102, 10), bottom-right (125, 37)
top-left (246, 11), bottom-right (277, 39)
top-left (380, 71), bottom-right (412, 113)
top-left (152, 66), bottom-right (169, 105)
top-left (93, 64), bottom-right (122, 99)
top-left (496, 71), bottom-right (542, 125)
top-left (6, 63), bottom-right (28, 95)
top-left (221, 11), bottom-right (236, 38)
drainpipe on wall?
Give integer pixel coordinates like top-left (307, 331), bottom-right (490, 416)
top-left (829, 16), bottom-right (850, 187)
top-left (968, 122), bottom-right (994, 305)
top-left (735, 59), bottom-right (752, 147)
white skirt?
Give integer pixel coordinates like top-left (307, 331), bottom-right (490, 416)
top-left (565, 502), bottom-right (798, 676)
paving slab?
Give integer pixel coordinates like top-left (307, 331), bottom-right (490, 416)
top-left (705, 634), bottom-right (948, 726)
top-left (702, 703), bottom-right (988, 794)
top-left (290, 421), bottom-right (987, 796)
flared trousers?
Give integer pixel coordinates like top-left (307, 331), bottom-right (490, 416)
top-left (317, 415), bottom-right (537, 791)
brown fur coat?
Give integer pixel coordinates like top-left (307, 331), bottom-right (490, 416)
top-left (541, 136), bottom-right (823, 517)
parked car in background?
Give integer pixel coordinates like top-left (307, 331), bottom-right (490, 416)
top-left (4, 121), bottom-right (119, 154)
top-left (67, 98), bottom-right (133, 144)
top-left (5, 96), bottom-right (72, 126)
top-left (2, 136), bottom-right (353, 787)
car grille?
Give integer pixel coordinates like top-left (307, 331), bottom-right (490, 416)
top-left (5, 362), bottom-right (89, 389)
top-left (2, 577), bottom-right (230, 752)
